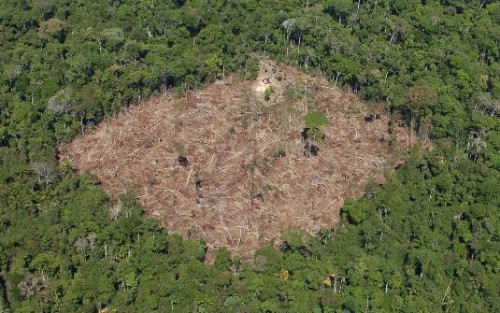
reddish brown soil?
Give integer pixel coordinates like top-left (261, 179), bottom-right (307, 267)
top-left (60, 60), bottom-right (412, 260)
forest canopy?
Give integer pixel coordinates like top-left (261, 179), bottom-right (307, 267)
top-left (0, 0), bottom-right (499, 312)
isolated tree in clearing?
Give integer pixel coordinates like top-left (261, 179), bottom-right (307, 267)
top-left (303, 111), bottom-right (329, 157)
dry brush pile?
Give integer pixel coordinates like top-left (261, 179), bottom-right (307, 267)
top-left (60, 60), bottom-right (412, 258)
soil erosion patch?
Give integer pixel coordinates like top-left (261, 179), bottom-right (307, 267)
top-left (61, 60), bottom-right (411, 258)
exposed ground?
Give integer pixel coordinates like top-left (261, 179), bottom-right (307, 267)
top-left (60, 59), bottom-right (412, 259)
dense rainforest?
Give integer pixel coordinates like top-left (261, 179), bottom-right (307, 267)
top-left (0, 0), bottom-right (499, 312)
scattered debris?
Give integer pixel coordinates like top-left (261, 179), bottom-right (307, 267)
top-left (177, 156), bottom-right (189, 168)
top-left (60, 59), bottom-right (413, 260)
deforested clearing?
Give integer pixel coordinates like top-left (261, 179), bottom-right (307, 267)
top-left (60, 60), bottom-right (414, 259)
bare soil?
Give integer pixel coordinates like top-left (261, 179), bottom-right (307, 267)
top-left (60, 59), bottom-right (413, 260)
